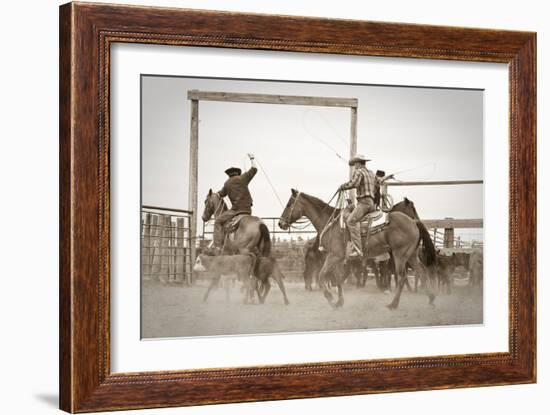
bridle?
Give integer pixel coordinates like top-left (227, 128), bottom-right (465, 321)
top-left (280, 191), bottom-right (303, 229)
top-left (205, 193), bottom-right (226, 221)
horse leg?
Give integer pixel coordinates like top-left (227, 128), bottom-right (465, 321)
top-left (242, 276), bottom-right (254, 304)
top-left (374, 262), bottom-right (382, 290)
top-left (225, 278), bottom-right (231, 302)
top-left (259, 280), bottom-right (271, 304)
top-left (319, 254), bottom-right (340, 307)
top-left (387, 255), bottom-right (408, 309)
top-left (203, 274), bottom-right (221, 302)
top-left (304, 272), bottom-right (312, 291)
top-left (271, 262), bottom-right (289, 305)
top-left (408, 253), bottom-right (436, 306)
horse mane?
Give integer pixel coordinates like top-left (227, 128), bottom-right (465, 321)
top-left (300, 192), bottom-right (339, 215)
top-left (392, 200), bottom-right (419, 220)
top-left (215, 194), bottom-right (228, 211)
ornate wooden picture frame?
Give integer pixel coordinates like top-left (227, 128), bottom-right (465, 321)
top-left (59, 2), bottom-right (536, 412)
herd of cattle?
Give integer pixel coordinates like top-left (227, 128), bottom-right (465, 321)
top-left (193, 239), bottom-right (483, 305)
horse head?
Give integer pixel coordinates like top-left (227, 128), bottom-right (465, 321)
top-left (392, 197), bottom-right (420, 220)
top-left (279, 189), bottom-right (303, 230)
top-left (201, 189), bottom-right (225, 222)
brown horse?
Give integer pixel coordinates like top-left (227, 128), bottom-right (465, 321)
top-left (279, 189), bottom-right (436, 309)
top-left (202, 189), bottom-right (271, 256)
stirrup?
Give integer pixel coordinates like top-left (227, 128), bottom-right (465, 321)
top-left (346, 242), bottom-right (363, 259)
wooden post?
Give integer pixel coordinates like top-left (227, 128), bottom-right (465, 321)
top-left (142, 213), bottom-right (152, 280)
top-left (150, 214), bottom-right (161, 278)
top-left (349, 106), bottom-right (358, 201)
top-left (170, 219), bottom-right (176, 282)
top-left (188, 99), bottom-right (199, 278)
top-left (176, 217), bottom-right (184, 283)
top-left (443, 217), bottom-right (455, 248)
top-left (159, 214), bottom-right (171, 283)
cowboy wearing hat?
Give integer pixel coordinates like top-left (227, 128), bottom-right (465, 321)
top-left (213, 153), bottom-right (258, 250)
top-left (338, 154), bottom-right (393, 257)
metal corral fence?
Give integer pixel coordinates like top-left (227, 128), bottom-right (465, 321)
top-left (201, 216), bottom-right (317, 242)
top-left (141, 206), bottom-right (193, 284)
top-left (143, 178), bottom-right (484, 284)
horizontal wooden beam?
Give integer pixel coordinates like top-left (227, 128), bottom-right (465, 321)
top-left (187, 90), bottom-right (358, 108)
top-left (388, 180), bottom-right (483, 186)
top-left (421, 219), bottom-right (483, 229)
top-left (142, 205), bottom-right (193, 215)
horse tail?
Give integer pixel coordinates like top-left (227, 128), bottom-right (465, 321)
top-left (416, 221), bottom-right (436, 267)
top-left (258, 223), bottom-right (271, 257)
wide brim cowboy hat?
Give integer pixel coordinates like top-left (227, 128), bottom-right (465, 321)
top-left (224, 167), bottom-right (242, 176)
top-left (348, 154), bottom-right (371, 166)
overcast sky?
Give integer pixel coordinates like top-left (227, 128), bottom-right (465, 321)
top-left (142, 76), bottom-right (483, 237)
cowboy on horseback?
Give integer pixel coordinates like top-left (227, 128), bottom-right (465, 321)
top-left (338, 154), bottom-right (393, 258)
top-left (213, 153), bottom-right (257, 252)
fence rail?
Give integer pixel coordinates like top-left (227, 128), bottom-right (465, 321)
top-left (387, 180), bottom-right (483, 187)
top-left (141, 207), bottom-right (193, 284)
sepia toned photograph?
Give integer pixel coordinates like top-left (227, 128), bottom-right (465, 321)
top-left (140, 75), bottom-right (484, 339)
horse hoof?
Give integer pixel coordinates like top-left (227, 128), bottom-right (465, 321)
top-left (284, 300), bottom-right (290, 305)
top-left (386, 303), bottom-right (397, 310)
top-left (324, 293), bottom-right (334, 302)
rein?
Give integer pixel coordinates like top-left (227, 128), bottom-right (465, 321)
top-left (318, 190), bottom-right (346, 248)
top-left (279, 192), bottom-right (312, 230)
top-left (213, 197), bottom-right (226, 218)
top-left (205, 196), bottom-right (226, 223)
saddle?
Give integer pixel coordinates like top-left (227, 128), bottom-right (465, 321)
top-left (360, 211), bottom-right (388, 236)
top-left (223, 212), bottom-right (249, 234)
top-left (343, 209), bottom-right (388, 260)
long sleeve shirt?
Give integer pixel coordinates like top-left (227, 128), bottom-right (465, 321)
top-left (218, 167), bottom-right (258, 211)
top-left (340, 166), bottom-right (379, 199)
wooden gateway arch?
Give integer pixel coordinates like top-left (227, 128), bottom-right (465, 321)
top-left (186, 89), bottom-right (359, 265)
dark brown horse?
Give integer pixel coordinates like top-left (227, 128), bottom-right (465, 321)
top-left (279, 190), bottom-right (436, 309)
top-left (202, 189), bottom-right (271, 256)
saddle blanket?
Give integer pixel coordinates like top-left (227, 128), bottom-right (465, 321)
top-left (360, 210), bottom-right (388, 236)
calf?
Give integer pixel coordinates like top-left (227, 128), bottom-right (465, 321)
top-left (254, 257), bottom-right (290, 305)
top-left (193, 254), bottom-right (256, 303)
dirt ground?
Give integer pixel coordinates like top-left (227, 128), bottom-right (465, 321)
top-left (141, 275), bottom-right (483, 338)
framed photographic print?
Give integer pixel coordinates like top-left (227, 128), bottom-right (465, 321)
top-left (59, 2), bottom-right (536, 412)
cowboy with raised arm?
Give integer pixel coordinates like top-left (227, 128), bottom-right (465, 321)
top-left (213, 153), bottom-right (257, 251)
top-left (338, 154), bottom-right (393, 258)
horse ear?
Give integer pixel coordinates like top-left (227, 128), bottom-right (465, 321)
top-left (291, 188), bottom-right (297, 195)
top-left (208, 188), bottom-right (212, 195)
top-left (404, 197), bottom-right (410, 204)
